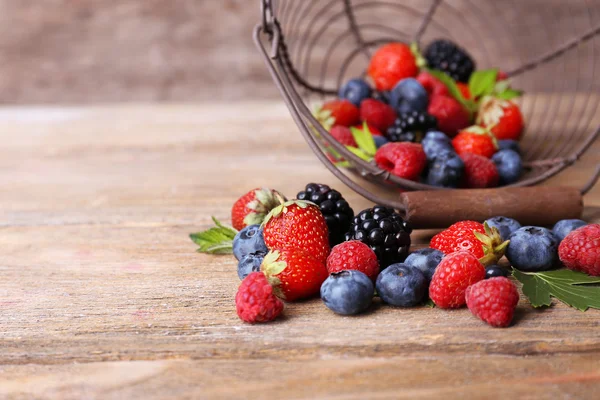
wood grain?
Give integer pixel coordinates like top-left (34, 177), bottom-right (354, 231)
top-left (0, 103), bottom-right (599, 399)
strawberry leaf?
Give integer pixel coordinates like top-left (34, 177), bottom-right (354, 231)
top-left (350, 122), bottom-right (377, 157)
top-left (495, 88), bottom-right (523, 100)
top-left (425, 69), bottom-right (477, 116)
top-left (345, 145), bottom-right (373, 162)
top-left (468, 69), bottom-right (498, 98)
top-left (512, 269), bottom-right (600, 311)
top-left (189, 217), bottom-right (238, 254)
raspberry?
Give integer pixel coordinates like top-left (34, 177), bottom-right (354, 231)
top-left (236, 272), bottom-right (284, 323)
top-left (460, 152), bottom-right (499, 188)
top-left (359, 99), bottom-right (397, 132)
top-left (330, 125), bottom-right (357, 147)
top-left (466, 277), bottom-right (519, 327)
top-left (327, 240), bottom-right (380, 281)
top-left (322, 99), bottom-right (360, 127)
top-left (417, 71), bottom-right (449, 97)
top-left (427, 95), bottom-right (470, 137)
top-left (374, 142), bottom-right (426, 181)
top-left (429, 251), bottom-right (486, 308)
top-left (559, 224), bottom-right (600, 276)
top-left (367, 43), bottom-right (418, 91)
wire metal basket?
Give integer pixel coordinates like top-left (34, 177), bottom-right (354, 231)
top-left (254, 0), bottom-right (600, 210)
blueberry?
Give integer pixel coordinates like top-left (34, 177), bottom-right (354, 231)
top-left (506, 226), bottom-right (559, 272)
top-left (376, 263), bottom-right (427, 307)
top-left (492, 149), bottom-right (522, 185)
top-left (389, 78), bottom-right (429, 114)
top-left (552, 219), bottom-right (587, 242)
top-left (425, 150), bottom-right (465, 188)
top-left (320, 270), bottom-right (374, 315)
top-left (422, 130), bottom-right (453, 160)
top-left (404, 248), bottom-right (444, 282)
top-left (373, 135), bottom-right (389, 149)
top-left (498, 139), bottom-right (521, 154)
top-left (338, 78), bottom-right (372, 106)
top-left (485, 216), bottom-right (522, 241)
top-left (237, 251), bottom-right (266, 280)
top-left (485, 265), bottom-right (508, 279)
top-left (232, 224), bottom-right (268, 261)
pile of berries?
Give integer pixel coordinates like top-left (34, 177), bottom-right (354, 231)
top-left (192, 185), bottom-right (597, 328)
top-left (316, 39), bottom-right (526, 188)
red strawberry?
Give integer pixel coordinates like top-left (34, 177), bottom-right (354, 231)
top-left (236, 272), bottom-right (284, 323)
top-left (456, 82), bottom-right (471, 100)
top-left (417, 71), bottom-right (450, 97)
top-left (231, 188), bottom-right (287, 231)
top-left (261, 249), bottom-right (328, 301)
top-left (352, 122), bottom-right (383, 137)
top-left (460, 153), bottom-right (500, 188)
top-left (321, 99), bottom-right (360, 127)
top-left (559, 224), bottom-right (600, 276)
top-left (466, 277), bottom-right (519, 327)
top-left (429, 251), bottom-right (486, 308)
top-left (452, 126), bottom-right (498, 158)
top-left (367, 42), bottom-right (418, 91)
top-left (427, 95), bottom-right (470, 137)
top-left (262, 200), bottom-right (330, 263)
top-left (330, 125), bottom-right (357, 147)
top-left (430, 221), bottom-right (508, 263)
top-left (374, 142), bottom-right (427, 181)
top-left (477, 97), bottom-right (524, 140)
top-left (359, 99), bottom-right (397, 132)
top-left (326, 240), bottom-right (379, 281)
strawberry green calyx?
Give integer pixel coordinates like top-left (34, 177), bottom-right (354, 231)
top-left (475, 222), bottom-right (510, 266)
top-left (260, 250), bottom-right (287, 299)
top-left (313, 106), bottom-right (335, 131)
top-left (242, 188), bottom-right (287, 227)
top-left (261, 199), bottom-right (317, 226)
top-left (410, 42), bottom-right (428, 69)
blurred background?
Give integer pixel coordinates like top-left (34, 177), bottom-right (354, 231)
top-left (2, 0), bottom-right (599, 104)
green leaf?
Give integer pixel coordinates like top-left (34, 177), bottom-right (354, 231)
top-left (350, 122), bottom-right (377, 157)
top-left (423, 298), bottom-right (436, 308)
top-left (189, 217), bottom-right (238, 254)
top-left (426, 69), bottom-right (477, 115)
top-left (468, 69), bottom-right (498, 98)
top-left (495, 88), bottom-right (523, 100)
top-left (335, 160), bottom-right (352, 168)
top-left (345, 145), bottom-right (372, 162)
top-left (512, 269), bottom-right (600, 311)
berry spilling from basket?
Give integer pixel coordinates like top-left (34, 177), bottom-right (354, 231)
top-left (190, 185), bottom-right (600, 327)
top-left (315, 39), bottom-right (526, 188)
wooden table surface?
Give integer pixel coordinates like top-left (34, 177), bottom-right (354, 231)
top-left (1, 103), bottom-right (599, 400)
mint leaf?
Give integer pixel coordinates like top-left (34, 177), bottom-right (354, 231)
top-left (426, 69), bottom-right (477, 116)
top-left (350, 122), bottom-right (377, 157)
top-left (495, 88), bottom-right (522, 100)
top-left (345, 145), bottom-right (372, 162)
top-left (513, 269), bottom-right (600, 311)
top-left (468, 69), bottom-right (498, 98)
top-left (189, 217), bottom-right (238, 254)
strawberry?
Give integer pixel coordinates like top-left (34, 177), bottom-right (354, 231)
top-left (231, 188), bottom-right (287, 231)
top-left (417, 71), bottom-right (450, 97)
top-left (367, 42), bottom-right (418, 91)
top-left (262, 200), bottom-right (330, 263)
top-left (352, 122), bottom-right (383, 136)
top-left (466, 277), bottom-right (519, 327)
top-left (321, 99), bottom-right (360, 127)
top-left (477, 96), bottom-right (524, 141)
top-left (452, 126), bottom-right (498, 158)
top-left (559, 224), bottom-right (600, 276)
top-left (374, 142), bottom-right (427, 181)
top-left (456, 82), bottom-right (471, 100)
top-left (330, 125), bottom-right (357, 147)
top-left (261, 249), bottom-right (328, 301)
top-left (359, 99), bottom-right (397, 132)
top-left (429, 251), bottom-right (486, 308)
top-left (427, 94), bottom-right (470, 137)
top-left (460, 153), bottom-right (500, 188)
top-left (430, 221), bottom-right (508, 264)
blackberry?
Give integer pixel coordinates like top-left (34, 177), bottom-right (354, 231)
top-left (344, 206), bottom-right (412, 268)
top-left (297, 183), bottom-right (354, 246)
top-left (424, 39), bottom-right (476, 83)
top-left (386, 111), bottom-right (437, 143)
